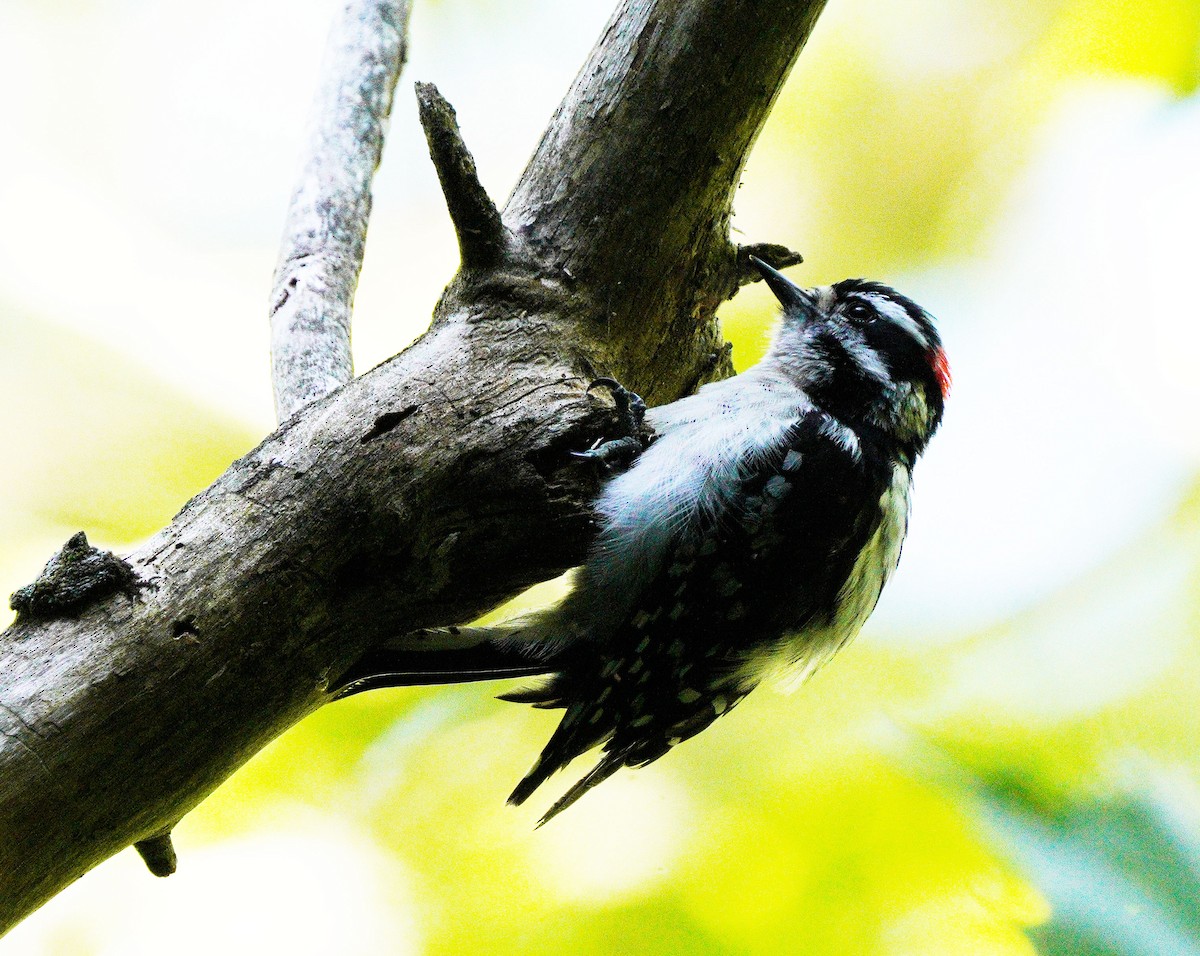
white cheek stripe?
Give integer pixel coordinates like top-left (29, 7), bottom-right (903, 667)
top-left (862, 294), bottom-right (929, 349)
top-left (845, 336), bottom-right (890, 384)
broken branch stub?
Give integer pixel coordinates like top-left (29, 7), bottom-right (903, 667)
top-left (416, 82), bottom-right (510, 271)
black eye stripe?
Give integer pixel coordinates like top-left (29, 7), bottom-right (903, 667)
top-left (831, 279), bottom-right (942, 353)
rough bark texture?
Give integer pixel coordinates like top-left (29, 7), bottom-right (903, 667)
top-left (270, 0), bottom-right (411, 420)
top-left (0, 0), bottom-right (825, 933)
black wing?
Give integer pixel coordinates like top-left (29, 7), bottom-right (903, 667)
top-left (329, 627), bottom-right (559, 700)
top-left (508, 410), bottom-right (894, 823)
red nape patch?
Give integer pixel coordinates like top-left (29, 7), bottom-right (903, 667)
top-left (930, 347), bottom-right (952, 398)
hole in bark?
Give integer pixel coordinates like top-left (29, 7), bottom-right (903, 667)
top-left (361, 405), bottom-right (419, 444)
top-left (526, 425), bottom-right (600, 479)
top-left (172, 616), bottom-right (200, 640)
top-left (525, 444), bottom-right (565, 479)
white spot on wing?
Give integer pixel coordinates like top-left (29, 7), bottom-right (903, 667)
top-left (817, 416), bottom-right (862, 461)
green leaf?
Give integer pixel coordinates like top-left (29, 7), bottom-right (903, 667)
top-left (963, 769), bottom-right (1200, 956)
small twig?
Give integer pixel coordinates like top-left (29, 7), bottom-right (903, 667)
top-left (269, 0), bottom-right (412, 422)
top-left (415, 82), bottom-right (509, 271)
top-left (735, 242), bottom-right (804, 286)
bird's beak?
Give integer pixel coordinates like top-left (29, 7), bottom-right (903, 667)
top-left (749, 256), bottom-right (818, 319)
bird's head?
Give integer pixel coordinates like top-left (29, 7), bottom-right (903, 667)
top-left (751, 257), bottom-right (950, 455)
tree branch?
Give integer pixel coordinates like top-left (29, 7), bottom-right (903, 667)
top-left (416, 82), bottom-right (510, 270)
top-left (269, 0), bottom-right (411, 421)
top-left (506, 0), bottom-right (825, 400)
top-left (0, 0), bottom-right (826, 933)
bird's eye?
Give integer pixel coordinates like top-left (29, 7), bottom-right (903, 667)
top-left (845, 301), bottom-right (876, 323)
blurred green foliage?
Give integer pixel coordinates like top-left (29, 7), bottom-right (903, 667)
top-left (945, 762), bottom-right (1200, 956)
top-left (0, 306), bottom-right (256, 630)
top-left (3, 0), bottom-right (1200, 953)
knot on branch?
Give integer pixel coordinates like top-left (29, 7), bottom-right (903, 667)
top-left (416, 82), bottom-right (510, 271)
top-left (9, 532), bottom-right (145, 620)
top-left (134, 832), bottom-right (178, 878)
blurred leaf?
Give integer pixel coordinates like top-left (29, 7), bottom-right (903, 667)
top-left (0, 302), bottom-right (258, 630)
top-left (0, 303), bottom-right (257, 544)
top-left (955, 765), bottom-right (1200, 956)
top-left (1037, 0), bottom-right (1200, 95)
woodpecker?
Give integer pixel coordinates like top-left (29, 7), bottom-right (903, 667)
top-left (336, 257), bottom-right (949, 824)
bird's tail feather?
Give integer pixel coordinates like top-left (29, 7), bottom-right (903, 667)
top-left (534, 751), bottom-right (628, 826)
top-left (330, 625), bottom-right (558, 700)
top-left (507, 691), bottom-right (610, 809)
top-left (495, 674), bottom-right (568, 708)
top-left (508, 754), bottom-right (555, 807)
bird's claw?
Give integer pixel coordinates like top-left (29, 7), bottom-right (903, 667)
top-left (585, 378), bottom-right (647, 437)
top-left (571, 437), bottom-right (645, 472)
top-left (578, 378), bottom-right (654, 474)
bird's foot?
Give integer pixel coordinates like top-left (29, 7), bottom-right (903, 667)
top-left (573, 378), bottom-right (653, 474)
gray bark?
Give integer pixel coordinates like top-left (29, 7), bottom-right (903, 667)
top-left (0, 0), bottom-right (825, 933)
top-left (270, 0), bottom-right (411, 421)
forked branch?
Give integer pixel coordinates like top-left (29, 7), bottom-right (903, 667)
top-left (0, 0), bottom-right (827, 934)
